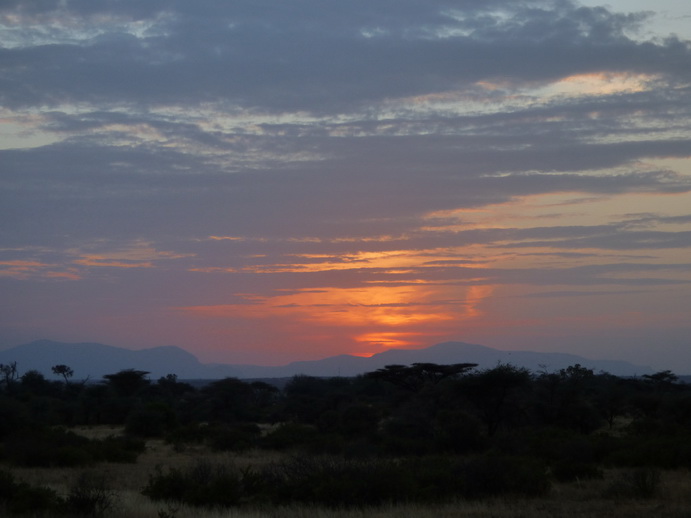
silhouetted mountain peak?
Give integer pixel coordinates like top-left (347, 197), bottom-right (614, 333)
top-left (0, 340), bottom-right (207, 380)
top-left (0, 339), bottom-right (654, 380)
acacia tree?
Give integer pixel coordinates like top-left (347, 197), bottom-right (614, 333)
top-left (366, 363), bottom-right (478, 392)
top-left (202, 377), bottom-right (256, 423)
top-left (103, 369), bottom-right (151, 397)
top-left (0, 362), bottom-right (19, 395)
top-left (534, 363), bottom-right (603, 431)
top-left (20, 370), bottom-right (51, 396)
top-left (51, 364), bottom-right (74, 385)
top-left (462, 363), bottom-right (533, 436)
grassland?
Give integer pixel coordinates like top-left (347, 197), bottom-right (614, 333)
top-left (4, 426), bottom-right (691, 518)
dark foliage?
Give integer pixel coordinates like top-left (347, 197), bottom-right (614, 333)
top-left (125, 402), bottom-right (178, 438)
top-left (0, 469), bottom-right (62, 515)
top-left (206, 423), bottom-right (262, 451)
top-left (366, 363), bottom-right (477, 391)
top-left (2, 360), bottom-right (691, 510)
top-left (142, 454), bottom-right (550, 509)
top-left (261, 423), bottom-right (321, 451)
top-left (0, 427), bottom-right (143, 467)
top-left (62, 471), bottom-right (119, 517)
top-left (142, 461), bottom-right (245, 508)
top-left (603, 468), bottom-right (662, 499)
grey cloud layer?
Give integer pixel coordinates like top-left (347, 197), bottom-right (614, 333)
top-left (2, 0), bottom-right (690, 111)
top-left (1, 1), bottom-right (690, 304)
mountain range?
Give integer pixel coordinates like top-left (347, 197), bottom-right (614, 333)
top-left (0, 340), bottom-right (654, 381)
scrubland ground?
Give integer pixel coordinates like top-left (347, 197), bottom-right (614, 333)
top-left (5, 426), bottom-right (691, 518)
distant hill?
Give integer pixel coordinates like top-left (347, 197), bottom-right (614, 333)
top-left (0, 340), bottom-right (654, 380)
top-left (221, 341), bottom-right (653, 378)
top-left (0, 340), bottom-right (215, 380)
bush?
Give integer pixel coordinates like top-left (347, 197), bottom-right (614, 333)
top-left (339, 404), bottom-right (380, 437)
top-left (0, 468), bottom-right (62, 515)
top-left (55, 446), bottom-right (94, 467)
top-left (125, 403), bottom-right (177, 438)
top-left (92, 435), bottom-right (145, 463)
top-left (207, 423), bottom-right (261, 451)
top-left (0, 397), bottom-right (30, 439)
top-left (604, 433), bottom-right (691, 469)
top-left (604, 468), bottom-right (662, 499)
top-left (142, 453), bottom-right (551, 510)
top-left (433, 410), bottom-right (486, 454)
top-left (552, 460), bottom-right (603, 482)
top-left (457, 455), bottom-right (551, 499)
top-left (62, 471), bottom-right (118, 517)
top-left (142, 461), bottom-right (245, 508)
top-left (269, 456), bottom-right (415, 506)
top-left (164, 423), bottom-right (207, 449)
top-left (2, 427), bottom-right (144, 467)
top-left (2, 427), bottom-right (93, 467)
top-left (260, 423), bottom-right (319, 450)
top-left (272, 454), bottom-right (550, 506)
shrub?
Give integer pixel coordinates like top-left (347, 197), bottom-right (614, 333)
top-left (339, 404), bottom-right (380, 437)
top-left (0, 397), bottom-right (30, 439)
top-left (207, 423), bottom-right (261, 451)
top-left (164, 423), bottom-right (207, 449)
top-left (62, 471), bottom-right (118, 517)
top-left (433, 410), bottom-right (486, 454)
top-left (0, 468), bottom-right (62, 515)
top-left (92, 435), bottom-right (145, 463)
top-left (0, 469), bottom-right (14, 501)
top-left (54, 446), bottom-right (94, 467)
top-left (125, 403), bottom-right (177, 438)
top-left (260, 423), bottom-right (319, 450)
top-left (552, 460), bottom-right (603, 482)
top-left (269, 456), bottom-right (415, 507)
top-left (604, 468), bottom-right (662, 499)
top-left (142, 453), bottom-right (551, 510)
top-left (2, 427), bottom-right (144, 467)
top-left (2, 427), bottom-right (92, 467)
top-left (457, 455), bottom-right (551, 499)
top-left (8, 484), bottom-right (60, 515)
top-left (142, 461), bottom-right (245, 508)
top-left (272, 454), bottom-right (550, 506)
top-left (604, 433), bottom-right (691, 469)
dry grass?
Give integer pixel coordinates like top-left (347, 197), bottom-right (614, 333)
top-left (4, 426), bottom-right (691, 518)
top-left (9, 430), bottom-right (283, 494)
top-left (71, 425), bottom-right (127, 441)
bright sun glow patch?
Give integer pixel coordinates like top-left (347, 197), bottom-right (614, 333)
top-left (177, 283), bottom-right (494, 351)
top-left (353, 332), bottom-right (425, 349)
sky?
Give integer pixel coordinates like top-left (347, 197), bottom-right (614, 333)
top-left (1, 0), bottom-right (690, 371)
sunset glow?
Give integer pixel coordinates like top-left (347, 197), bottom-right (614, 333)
top-left (177, 282), bottom-right (494, 352)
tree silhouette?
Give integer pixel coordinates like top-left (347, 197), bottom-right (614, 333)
top-left (367, 362), bottom-right (477, 391)
top-left (0, 361), bottom-right (19, 394)
top-left (103, 369), bottom-right (150, 397)
top-left (52, 364), bottom-right (74, 385)
top-left (462, 363), bottom-right (532, 436)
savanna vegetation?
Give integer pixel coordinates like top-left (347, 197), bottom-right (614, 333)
top-left (1, 359), bottom-right (691, 516)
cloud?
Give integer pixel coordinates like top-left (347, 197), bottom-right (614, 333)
top-left (1, 0), bottom-right (691, 367)
top-left (0, 259), bottom-right (80, 280)
top-left (0, 240), bottom-right (192, 280)
top-left (519, 289), bottom-right (651, 298)
top-left (2, 1), bottom-right (690, 112)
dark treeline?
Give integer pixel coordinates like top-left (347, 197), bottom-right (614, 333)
top-left (1, 360), bottom-right (690, 461)
top-left (1, 360), bottom-right (690, 511)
